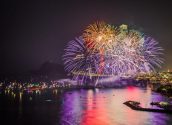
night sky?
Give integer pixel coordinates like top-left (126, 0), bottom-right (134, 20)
top-left (1, 0), bottom-right (172, 74)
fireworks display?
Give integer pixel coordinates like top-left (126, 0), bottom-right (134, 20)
top-left (63, 21), bottom-right (164, 83)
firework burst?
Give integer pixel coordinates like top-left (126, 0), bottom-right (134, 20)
top-left (63, 21), bottom-right (164, 84)
top-left (63, 37), bottom-right (101, 83)
top-left (83, 21), bottom-right (118, 51)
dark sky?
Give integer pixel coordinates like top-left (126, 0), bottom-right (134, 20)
top-left (1, 0), bottom-right (172, 74)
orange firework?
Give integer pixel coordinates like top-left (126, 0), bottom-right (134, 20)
top-left (83, 21), bottom-right (117, 74)
top-left (83, 21), bottom-right (117, 52)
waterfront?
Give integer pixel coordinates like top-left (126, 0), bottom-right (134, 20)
top-left (1, 86), bottom-right (172, 125)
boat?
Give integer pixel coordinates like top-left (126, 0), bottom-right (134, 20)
top-left (124, 101), bottom-right (172, 114)
top-left (150, 101), bottom-right (172, 109)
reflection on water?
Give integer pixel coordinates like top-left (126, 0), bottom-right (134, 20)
top-left (0, 86), bottom-right (172, 125)
top-left (60, 86), bottom-right (171, 125)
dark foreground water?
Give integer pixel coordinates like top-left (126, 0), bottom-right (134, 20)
top-left (0, 86), bottom-right (172, 125)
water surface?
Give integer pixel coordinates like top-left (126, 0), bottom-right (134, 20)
top-left (0, 86), bottom-right (172, 125)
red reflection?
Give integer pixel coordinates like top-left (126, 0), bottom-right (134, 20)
top-left (81, 91), bottom-right (110, 125)
top-left (82, 109), bottom-right (109, 125)
top-left (127, 86), bottom-right (136, 91)
top-left (126, 86), bottom-right (140, 100)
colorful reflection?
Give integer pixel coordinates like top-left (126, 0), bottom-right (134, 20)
top-left (60, 87), bottom-right (171, 125)
top-left (82, 90), bottom-right (110, 125)
top-left (1, 86), bottom-right (171, 125)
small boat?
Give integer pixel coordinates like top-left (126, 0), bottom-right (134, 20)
top-left (150, 101), bottom-right (172, 109)
top-left (124, 101), bottom-right (172, 114)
